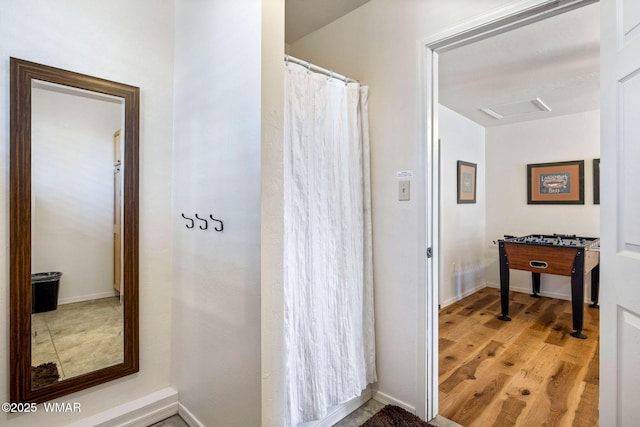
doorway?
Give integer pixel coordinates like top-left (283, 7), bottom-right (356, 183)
top-left (418, 0), bottom-right (601, 422)
top-left (114, 129), bottom-right (123, 295)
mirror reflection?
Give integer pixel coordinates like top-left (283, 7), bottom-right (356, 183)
top-left (30, 81), bottom-right (125, 388)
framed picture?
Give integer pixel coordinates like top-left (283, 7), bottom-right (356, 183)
top-left (593, 158), bottom-right (600, 205)
top-left (527, 160), bottom-right (584, 204)
top-left (457, 161), bottom-right (477, 204)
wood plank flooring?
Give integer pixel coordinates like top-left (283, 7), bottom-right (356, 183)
top-left (439, 287), bottom-right (599, 427)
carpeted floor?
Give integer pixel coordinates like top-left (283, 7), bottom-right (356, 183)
top-left (360, 405), bottom-right (436, 427)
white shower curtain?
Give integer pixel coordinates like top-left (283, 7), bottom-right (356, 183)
top-left (284, 62), bottom-right (376, 426)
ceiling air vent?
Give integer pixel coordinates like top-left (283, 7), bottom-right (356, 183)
top-left (480, 97), bottom-right (551, 120)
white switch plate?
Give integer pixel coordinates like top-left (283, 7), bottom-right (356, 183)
top-left (399, 180), bottom-right (410, 201)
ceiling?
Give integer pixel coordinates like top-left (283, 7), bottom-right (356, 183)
top-left (439, 3), bottom-right (600, 127)
top-left (285, 2), bottom-right (600, 128)
top-left (285, 0), bottom-right (370, 44)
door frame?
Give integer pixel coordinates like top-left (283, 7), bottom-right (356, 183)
top-left (416, 0), bottom-right (599, 420)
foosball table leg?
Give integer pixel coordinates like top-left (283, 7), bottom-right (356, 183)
top-left (498, 241), bottom-right (512, 322)
top-left (570, 331), bottom-right (587, 339)
top-left (589, 264), bottom-right (600, 309)
top-left (530, 272), bottom-right (541, 298)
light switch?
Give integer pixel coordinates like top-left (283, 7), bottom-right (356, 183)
top-left (399, 180), bottom-right (410, 201)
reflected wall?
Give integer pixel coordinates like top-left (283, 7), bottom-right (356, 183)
top-left (32, 84), bottom-right (123, 303)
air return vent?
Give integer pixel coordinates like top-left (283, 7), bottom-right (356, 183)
top-left (480, 97), bottom-right (551, 120)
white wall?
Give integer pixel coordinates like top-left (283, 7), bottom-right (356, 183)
top-left (172, 1), bottom-right (262, 426)
top-left (289, 0), bottom-right (521, 411)
top-left (439, 105), bottom-right (486, 307)
top-left (485, 109), bottom-right (601, 300)
top-left (0, 1), bottom-right (175, 425)
top-left (32, 87), bottom-right (122, 304)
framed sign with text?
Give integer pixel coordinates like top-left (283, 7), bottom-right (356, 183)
top-left (527, 160), bottom-right (584, 204)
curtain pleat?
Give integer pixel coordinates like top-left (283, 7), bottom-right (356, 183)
top-left (284, 62), bottom-right (376, 426)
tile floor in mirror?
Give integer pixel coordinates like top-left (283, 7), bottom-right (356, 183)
top-left (31, 296), bottom-right (123, 382)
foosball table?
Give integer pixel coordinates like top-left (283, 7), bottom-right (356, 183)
top-left (497, 234), bottom-right (600, 339)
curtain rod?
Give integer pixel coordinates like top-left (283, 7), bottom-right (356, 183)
top-left (285, 55), bottom-right (358, 84)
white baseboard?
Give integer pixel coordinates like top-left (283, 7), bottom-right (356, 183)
top-left (440, 283), bottom-right (487, 308)
top-left (59, 291), bottom-right (118, 305)
top-left (485, 282), bottom-right (593, 304)
top-left (67, 387), bottom-right (179, 427)
top-left (372, 390), bottom-right (416, 414)
top-left (178, 403), bottom-right (206, 427)
top-left (299, 388), bottom-right (373, 427)
top-left (67, 387), bottom-right (372, 427)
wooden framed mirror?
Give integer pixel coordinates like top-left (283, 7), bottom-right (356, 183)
top-left (10, 58), bottom-right (139, 403)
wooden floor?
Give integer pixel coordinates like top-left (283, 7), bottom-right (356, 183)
top-left (439, 287), bottom-right (599, 427)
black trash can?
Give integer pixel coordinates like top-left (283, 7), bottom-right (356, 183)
top-left (31, 272), bottom-right (63, 313)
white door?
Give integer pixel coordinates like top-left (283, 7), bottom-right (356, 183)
top-left (600, 0), bottom-right (640, 424)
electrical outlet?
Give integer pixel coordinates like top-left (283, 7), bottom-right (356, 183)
top-left (399, 180), bottom-right (410, 201)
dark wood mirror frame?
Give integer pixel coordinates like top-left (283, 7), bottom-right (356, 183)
top-left (10, 57), bottom-right (139, 403)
